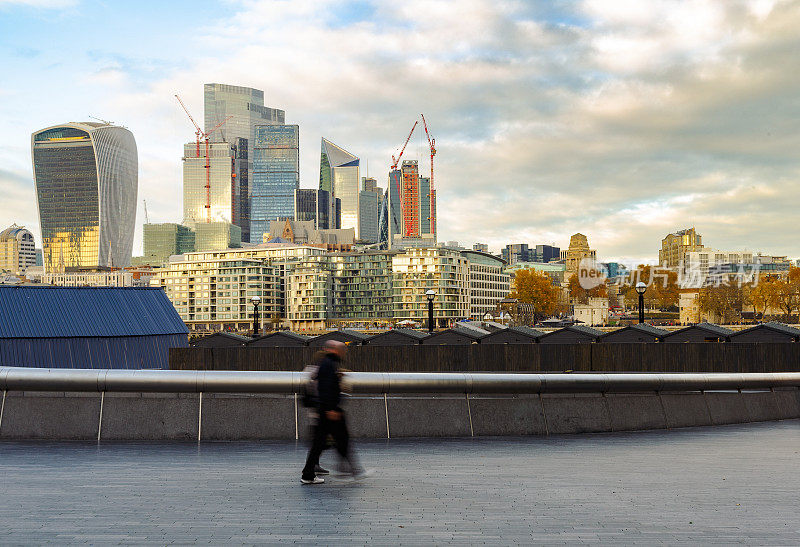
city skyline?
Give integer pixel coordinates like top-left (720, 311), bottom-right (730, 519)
top-left (1, 0), bottom-right (800, 263)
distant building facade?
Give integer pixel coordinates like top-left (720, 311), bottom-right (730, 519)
top-left (660, 227), bottom-right (703, 269)
top-left (0, 224), bottom-right (36, 275)
top-left (204, 83), bottom-right (286, 243)
top-left (295, 189), bottom-right (332, 229)
top-left (461, 250), bottom-right (510, 320)
top-left (143, 223), bottom-right (195, 264)
top-left (251, 124), bottom-right (300, 242)
top-left (562, 233), bottom-right (596, 276)
top-left (195, 222), bottom-right (241, 252)
top-left (320, 138), bottom-right (360, 237)
top-left (31, 122), bottom-right (137, 272)
top-left (386, 160), bottom-right (437, 249)
top-left (182, 141), bottom-right (239, 226)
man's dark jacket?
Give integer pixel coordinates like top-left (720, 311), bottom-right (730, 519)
top-left (315, 352), bottom-right (342, 412)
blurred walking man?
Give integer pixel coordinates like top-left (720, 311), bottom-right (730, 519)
top-left (301, 340), bottom-right (366, 485)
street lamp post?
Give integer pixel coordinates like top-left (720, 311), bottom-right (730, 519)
top-left (426, 289), bottom-right (436, 334)
top-left (635, 282), bottom-right (646, 324)
top-left (251, 295), bottom-right (261, 336)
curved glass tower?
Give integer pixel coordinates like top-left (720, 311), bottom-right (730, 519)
top-left (31, 122), bottom-right (137, 272)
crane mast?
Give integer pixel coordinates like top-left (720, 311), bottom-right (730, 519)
top-left (175, 94), bottom-right (232, 223)
top-left (421, 113), bottom-right (436, 236)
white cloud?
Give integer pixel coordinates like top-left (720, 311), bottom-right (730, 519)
top-left (2, 0), bottom-right (800, 263)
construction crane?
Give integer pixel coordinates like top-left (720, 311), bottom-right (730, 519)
top-left (143, 200), bottom-right (150, 224)
top-left (421, 113), bottom-right (436, 236)
top-left (175, 94), bottom-right (232, 223)
top-left (89, 115), bottom-right (114, 125)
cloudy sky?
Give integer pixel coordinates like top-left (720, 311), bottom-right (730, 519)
top-left (1, 0), bottom-right (798, 263)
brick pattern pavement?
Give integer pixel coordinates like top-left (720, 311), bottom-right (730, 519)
top-left (0, 420), bottom-right (798, 544)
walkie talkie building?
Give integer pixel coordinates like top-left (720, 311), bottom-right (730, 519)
top-left (31, 122), bottom-right (137, 272)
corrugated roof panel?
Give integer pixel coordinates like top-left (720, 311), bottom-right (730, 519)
top-left (0, 286), bottom-right (188, 339)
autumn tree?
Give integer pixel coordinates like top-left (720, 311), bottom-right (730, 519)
top-left (745, 279), bottom-right (779, 320)
top-left (772, 266), bottom-right (800, 320)
top-left (620, 264), bottom-right (679, 311)
top-left (698, 283), bottom-right (745, 324)
top-left (509, 269), bottom-right (562, 317)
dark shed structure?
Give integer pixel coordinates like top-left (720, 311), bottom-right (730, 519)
top-left (0, 286), bottom-right (188, 369)
top-left (661, 322), bottom-right (733, 343)
top-left (365, 329), bottom-right (429, 346)
top-left (421, 326), bottom-right (487, 345)
top-left (480, 326), bottom-right (545, 345)
top-left (728, 322), bottom-right (800, 343)
top-left (250, 331), bottom-right (312, 347)
top-left (538, 325), bottom-right (603, 344)
top-left (192, 332), bottom-right (251, 347)
top-left (309, 329), bottom-right (370, 347)
top-left (598, 324), bottom-right (669, 343)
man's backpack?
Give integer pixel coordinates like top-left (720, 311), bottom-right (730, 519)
top-left (300, 364), bottom-right (319, 408)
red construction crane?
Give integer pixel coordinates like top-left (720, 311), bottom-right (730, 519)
top-left (175, 94), bottom-right (232, 222)
top-left (421, 113), bottom-right (436, 236)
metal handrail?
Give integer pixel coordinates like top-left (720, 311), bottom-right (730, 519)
top-left (1, 367), bottom-right (799, 394)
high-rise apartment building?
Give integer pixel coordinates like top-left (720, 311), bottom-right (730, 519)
top-left (473, 243), bottom-right (489, 253)
top-left (659, 228), bottom-right (703, 269)
top-left (204, 83), bottom-right (285, 243)
top-left (251, 124), bottom-right (300, 243)
top-left (386, 160), bottom-right (437, 248)
top-left (143, 223), bottom-right (195, 264)
top-left (31, 122), bottom-right (137, 272)
top-left (0, 224), bottom-right (36, 275)
top-left (319, 138), bottom-right (360, 236)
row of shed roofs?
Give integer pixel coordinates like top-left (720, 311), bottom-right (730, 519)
top-left (194, 321), bottom-right (800, 348)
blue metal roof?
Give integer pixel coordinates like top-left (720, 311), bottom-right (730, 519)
top-left (0, 286), bottom-right (188, 339)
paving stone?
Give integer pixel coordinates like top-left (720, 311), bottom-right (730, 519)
top-left (0, 420), bottom-right (797, 543)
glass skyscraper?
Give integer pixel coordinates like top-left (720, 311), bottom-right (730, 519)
top-left (203, 83), bottom-right (285, 242)
top-left (320, 138), bottom-right (360, 237)
top-left (31, 122), bottom-right (137, 272)
top-left (182, 142), bottom-right (239, 226)
top-left (386, 160), bottom-right (436, 249)
top-left (251, 124), bottom-right (299, 243)
top-left (295, 189), bottom-right (332, 229)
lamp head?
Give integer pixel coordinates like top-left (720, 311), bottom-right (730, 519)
top-left (635, 282), bottom-right (647, 295)
top-left (425, 289), bottom-right (436, 301)
top-left (251, 296), bottom-right (261, 304)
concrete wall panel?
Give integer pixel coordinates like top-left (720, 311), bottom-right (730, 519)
top-left (605, 394), bottom-right (667, 432)
top-left (387, 397), bottom-right (471, 437)
top-left (101, 393), bottom-right (198, 440)
top-left (773, 389), bottom-right (800, 419)
top-left (742, 391), bottom-right (781, 422)
top-left (704, 392), bottom-right (750, 425)
top-left (660, 393), bottom-right (712, 428)
top-left (542, 394), bottom-right (611, 434)
top-left (469, 396), bottom-right (547, 436)
top-left (0, 392), bottom-right (99, 440)
top-left (297, 396), bottom-right (388, 440)
top-left (201, 394), bottom-right (294, 440)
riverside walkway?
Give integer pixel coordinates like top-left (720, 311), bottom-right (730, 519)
top-left (1, 420), bottom-right (798, 544)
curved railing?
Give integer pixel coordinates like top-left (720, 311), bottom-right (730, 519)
top-left (2, 367), bottom-right (800, 394)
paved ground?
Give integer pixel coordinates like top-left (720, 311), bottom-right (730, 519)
top-left (0, 421), bottom-right (798, 544)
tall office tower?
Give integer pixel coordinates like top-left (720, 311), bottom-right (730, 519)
top-left (358, 190), bottom-right (379, 243)
top-left (295, 189), bottom-right (332, 229)
top-left (386, 160), bottom-right (437, 248)
top-left (182, 141), bottom-right (241, 226)
top-left (204, 83), bottom-right (285, 242)
top-left (250, 124), bottom-right (299, 243)
top-left (31, 122), bottom-right (137, 272)
top-left (534, 244), bottom-right (560, 263)
top-left (319, 138), bottom-right (360, 236)
top-left (362, 176), bottom-right (378, 193)
top-left (0, 224), bottom-right (36, 275)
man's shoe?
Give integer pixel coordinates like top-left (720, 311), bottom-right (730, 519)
top-left (300, 476), bottom-right (325, 485)
top-left (351, 468), bottom-right (374, 481)
top-left (315, 465), bottom-right (330, 475)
